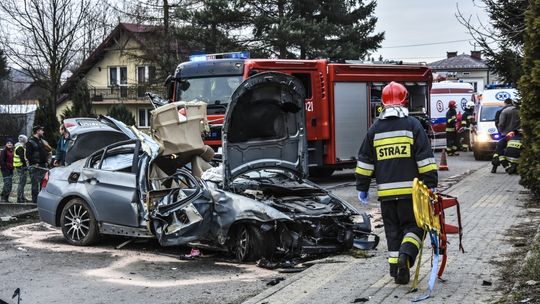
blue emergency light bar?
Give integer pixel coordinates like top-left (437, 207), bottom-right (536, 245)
top-left (189, 51), bottom-right (250, 62)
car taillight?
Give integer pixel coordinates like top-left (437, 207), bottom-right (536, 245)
top-left (41, 171), bottom-right (49, 189)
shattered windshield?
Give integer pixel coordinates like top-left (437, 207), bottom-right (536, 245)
top-left (178, 76), bottom-right (243, 105)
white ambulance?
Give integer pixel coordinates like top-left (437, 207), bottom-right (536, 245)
top-left (471, 88), bottom-right (519, 160)
top-left (429, 82), bottom-right (476, 148)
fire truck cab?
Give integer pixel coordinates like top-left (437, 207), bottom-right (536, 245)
top-left (167, 52), bottom-right (433, 176)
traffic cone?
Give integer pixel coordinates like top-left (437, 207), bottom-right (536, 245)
top-left (439, 150), bottom-right (449, 171)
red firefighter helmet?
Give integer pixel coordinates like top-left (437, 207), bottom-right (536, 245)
top-left (448, 100), bottom-right (457, 109)
top-left (382, 81), bottom-right (408, 107)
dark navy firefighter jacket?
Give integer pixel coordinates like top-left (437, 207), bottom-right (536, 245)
top-left (355, 110), bottom-right (438, 201)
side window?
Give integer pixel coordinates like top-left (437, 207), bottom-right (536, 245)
top-left (88, 149), bottom-right (135, 173)
top-left (370, 83), bottom-right (385, 121)
top-left (291, 73), bottom-right (312, 99)
top-left (100, 153), bottom-right (134, 173)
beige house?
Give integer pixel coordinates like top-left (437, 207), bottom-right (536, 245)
top-left (57, 23), bottom-right (165, 129)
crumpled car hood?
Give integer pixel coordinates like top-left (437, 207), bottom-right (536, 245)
top-left (222, 72), bottom-right (308, 189)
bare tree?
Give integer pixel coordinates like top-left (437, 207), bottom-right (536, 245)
top-left (456, 0), bottom-right (529, 84)
top-left (0, 0), bottom-right (93, 114)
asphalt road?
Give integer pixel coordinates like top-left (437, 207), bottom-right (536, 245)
top-left (0, 151), bottom-right (488, 304)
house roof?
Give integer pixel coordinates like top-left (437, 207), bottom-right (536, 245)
top-left (58, 23), bottom-right (160, 98)
top-left (428, 54), bottom-right (488, 70)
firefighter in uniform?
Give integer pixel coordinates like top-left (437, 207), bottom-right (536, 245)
top-left (355, 81), bottom-right (438, 284)
top-left (445, 100), bottom-right (459, 155)
top-left (459, 101), bottom-right (475, 151)
top-left (501, 129), bottom-right (522, 175)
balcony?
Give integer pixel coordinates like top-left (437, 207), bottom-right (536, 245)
top-left (89, 85), bottom-right (164, 102)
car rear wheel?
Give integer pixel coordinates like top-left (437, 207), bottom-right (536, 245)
top-left (233, 224), bottom-right (275, 262)
top-left (60, 198), bottom-right (99, 246)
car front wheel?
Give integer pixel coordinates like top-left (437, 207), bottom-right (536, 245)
top-left (60, 198), bottom-right (99, 246)
top-left (233, 224), bottom-right (275, 262)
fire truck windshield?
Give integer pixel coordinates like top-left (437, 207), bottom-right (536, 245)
top-left (178, 76), bottom-right (243, 104)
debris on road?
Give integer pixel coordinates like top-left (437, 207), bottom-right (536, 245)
top-left (115, 239), bottom-right (134, 250)
top-left (351, 297), bottom-right (369, 302)
top-left (482, 280), bottom-right (493, 286)
top-left (1, 216), bottom-right (16, 222)
top-left (266, 277), bottom-right (285, 286)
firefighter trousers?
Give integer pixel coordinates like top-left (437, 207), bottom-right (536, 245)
top-left (446, 131), bottom-right (459, 155)
top-left (381, 198), bottom-right (424, 276)
top-left (492, 137), bottom-right (508, 170)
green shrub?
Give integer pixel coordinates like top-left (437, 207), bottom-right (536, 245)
top-left (106, 103), bottom-right (136, 126)
top-left (517, 0), bottom-right (540, 198)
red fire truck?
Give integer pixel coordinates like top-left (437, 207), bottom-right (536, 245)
top-left (165, 52), bottom-right (433, 176)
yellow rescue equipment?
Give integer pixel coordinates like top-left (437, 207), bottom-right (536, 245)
top-left (410, 178), bottom-right (464, 301)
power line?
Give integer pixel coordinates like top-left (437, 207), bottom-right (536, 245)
top-left (381, 39), bottom-right (473, 49)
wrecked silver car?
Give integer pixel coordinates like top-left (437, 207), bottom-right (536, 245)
top-left (37, 72), bottom-right (375, 261)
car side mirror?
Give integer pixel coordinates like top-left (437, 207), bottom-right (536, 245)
top-left (165, 75), bottom-right (175, 100)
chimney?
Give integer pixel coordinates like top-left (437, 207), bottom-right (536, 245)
top-left (447, 51), bottom-right (458, 59)
top-left (470, 50), bottom-right (482, 60)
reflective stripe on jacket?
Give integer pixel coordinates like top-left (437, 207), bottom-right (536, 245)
top-left (446, 108), bottom-right (457, 132)
top-left (505, 135), bottom-right (522, 164)
top-left (355, 115), bottom-right (438, 200)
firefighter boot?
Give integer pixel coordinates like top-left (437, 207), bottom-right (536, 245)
top-left (389, 264), bottom-right (398, 278)
top-left (395, 254), bottom-right (411, 285)
top-left (491, 155), bottom-right (500, 173)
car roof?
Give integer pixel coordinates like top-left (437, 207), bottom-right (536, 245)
top-left (63, 117), bottom-right (124, 135)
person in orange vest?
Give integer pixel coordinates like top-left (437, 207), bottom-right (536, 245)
top-left (445, 100), bottom-right (459, 156)
top-left (355, 81), bottom-right (438, 284)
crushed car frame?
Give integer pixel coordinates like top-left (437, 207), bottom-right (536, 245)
top-left (38, 72), bottom-right (377, 261)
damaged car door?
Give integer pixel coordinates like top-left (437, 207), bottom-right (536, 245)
top-left (81, 140), bottom-right (141, 227)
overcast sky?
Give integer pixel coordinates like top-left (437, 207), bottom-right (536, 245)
top-left (374, 0), bottom-right (491, 63)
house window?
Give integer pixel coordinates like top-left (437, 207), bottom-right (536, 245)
top-left (109, 66), bottom-right (128, 86)
top-left (137, 66), bottom-right (156, 97)
top-left (138, 108), bottom-right (152, 128)
top-left (109, 66), bottom-right (128, 98)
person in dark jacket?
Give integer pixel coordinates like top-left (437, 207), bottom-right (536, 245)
top-left (14, 135), bottom-right (29, 203)
top-left (54, 125), bottom-right (70, 166)
top-left (25, 126), bottom-right (48, 204)
top-left (445, 100), bottom-right (459, 156)
top-left (355, 81), bottom-right (438, 285)
top-left (1, 138), bottom-right (15, 202)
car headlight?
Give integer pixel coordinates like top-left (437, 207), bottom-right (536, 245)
top-left (477, 132), bottom-right (491, 142)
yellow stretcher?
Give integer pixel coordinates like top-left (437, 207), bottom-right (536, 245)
top-left (410, 178), bottom-right (464, 301)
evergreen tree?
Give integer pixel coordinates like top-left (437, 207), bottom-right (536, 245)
top-left (107, 104), bottom-right (136, 126)
top-left (176, 0), bottom-right (248, 54)
top-left (34, 98), bottom-right (60, 145)
top-left (517, 0), bottom-right (540, 198)
top-left (61, 79), bottom-right (94, 120)
top-left (244, 0), bottom-right (383, 59)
